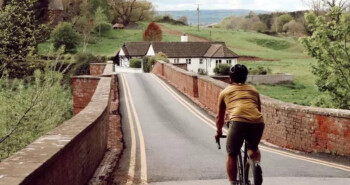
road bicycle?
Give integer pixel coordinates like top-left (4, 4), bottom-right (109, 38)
top-left (216, 134), bottom-right (263, 185)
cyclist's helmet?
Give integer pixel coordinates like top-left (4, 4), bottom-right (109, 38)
top-left (229, 64), bottom-right (248, 83)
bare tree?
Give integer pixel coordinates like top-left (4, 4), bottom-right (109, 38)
top-left (108, 0), bottom-right (137, 25)
top-left (303, 0), bottom-right (350, 14)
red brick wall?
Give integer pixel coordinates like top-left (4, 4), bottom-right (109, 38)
top-left (90, 63), bottom-right (106, 76)
top-left (152, 61), bottom-right (350, 156)
top-left (173, 63), bottom-right (188, 71)
top-left (72, 76), bottom-right (100, 115)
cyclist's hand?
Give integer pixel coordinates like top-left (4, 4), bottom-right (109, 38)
top-left (214, 130), bottom-right (223, 143)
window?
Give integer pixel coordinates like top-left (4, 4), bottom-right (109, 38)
top-left (227, 60), bottom-right (232, 64)
top-left (200, 59), bottom-right (203, 64)
top-left (186, 58), bottom-right (191, 64)
top-left (174, 58), bottom-right (180, 64)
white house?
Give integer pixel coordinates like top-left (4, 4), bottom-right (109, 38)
top-left (116, 36), bottom-right (239, 75)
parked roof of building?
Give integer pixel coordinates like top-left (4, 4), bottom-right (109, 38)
top-left (118, 42), bottom-right (239, 58)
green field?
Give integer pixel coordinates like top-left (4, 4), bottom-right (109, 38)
top-left (157, 23), bottom-right (321, 106)
top-left (38, 22), bottom-right (322, 106)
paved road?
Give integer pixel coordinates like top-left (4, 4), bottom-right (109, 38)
top-left (110, 73), bottom-right (350, 185)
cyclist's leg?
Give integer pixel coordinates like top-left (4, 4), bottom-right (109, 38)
top-left (246, 123), bottom-right (265, 185)
top-left (226, 121), bottom-right (245, 182)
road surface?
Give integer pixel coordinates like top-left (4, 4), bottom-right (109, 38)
top-left (110, 73), bottom-right (350, 185)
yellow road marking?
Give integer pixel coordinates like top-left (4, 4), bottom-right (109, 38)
top-left (120, 75), bottom-right (137, 185)
top-left (151, 74), bottom-right (350, 172)
top-left (122, 74), bottom-right (148, 184)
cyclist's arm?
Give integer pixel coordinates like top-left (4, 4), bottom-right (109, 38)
top-left (216, 92), bottom-right (226, 134)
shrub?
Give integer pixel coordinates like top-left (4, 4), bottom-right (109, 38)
top-left (214, 64), bottom-right (231, 75)
top-left (143, 22), bottom-right (162, 41)
top-left (198, 68), bottom-right (207, 75)
top-left (154, 52), bottom-right (169, 63)
top-left (249, 66), bottom-right (272, 75)
top-left (94, 22), bottom-right (112, 34)
top-left (51, 22), bottom-right (80, 53)
top-left (130, 58), bottom-right (142, 68)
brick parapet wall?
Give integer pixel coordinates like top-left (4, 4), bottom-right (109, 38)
top-left (152, 61), bottom-right (350, 156)
top-left (212, 74), bottom-right (294, 85)
top-left (90, 63), bottom-right (107, 76)
top-left (72, 76), bottom-right (100, 115)
top-left (0, 62), bottom-right (117, 184)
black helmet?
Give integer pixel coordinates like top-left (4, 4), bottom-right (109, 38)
top-left (229, 64), bottom-right (248, 83)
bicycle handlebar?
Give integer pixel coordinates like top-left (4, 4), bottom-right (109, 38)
top-left (216, 135), bottom-right (227, 150)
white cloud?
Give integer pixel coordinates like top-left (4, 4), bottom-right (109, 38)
top-left (150, 0), bottom-right (308, 11)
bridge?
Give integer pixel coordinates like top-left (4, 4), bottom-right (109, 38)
top-left (0, 61), bottom-right (349, 185)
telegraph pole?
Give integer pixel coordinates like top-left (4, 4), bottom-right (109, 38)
top-left (197, 4), bottom-right (199, 31)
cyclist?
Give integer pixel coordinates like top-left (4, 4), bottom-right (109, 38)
top-left (215, 64), bottom-right (265, 185)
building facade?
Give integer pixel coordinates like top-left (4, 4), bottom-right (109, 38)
top-left (116, 37), bottom-right (239, 75)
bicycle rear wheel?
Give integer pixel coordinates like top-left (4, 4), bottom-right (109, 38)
top-left (236, 153), bottom-right (244, 184)
top-left (244, 160), bottom-right (262, 185)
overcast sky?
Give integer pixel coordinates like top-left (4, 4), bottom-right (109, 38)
top-left (150, 0), bottom-right (308, 11)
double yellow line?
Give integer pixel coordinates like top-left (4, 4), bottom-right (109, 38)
top-left (151, 74), bottom-right (350, 172)
top-left (120, 74), bottom-right (148, 184)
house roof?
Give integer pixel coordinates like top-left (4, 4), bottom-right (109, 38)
top-left (49, 0), bottom-right (64, 10)
top-left (118, 42), bottom-right (239, 58)
top-left (121, 42), bottom-right (151, 56)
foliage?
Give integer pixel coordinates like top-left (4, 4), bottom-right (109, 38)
top-left (282, 20), bottom-right (306, 36)
top-left (94, 22), bottom-right (113, 34)
top-left (154, 52), bottom-right (169, 63)
top-left (253, 21), bottom-right (268, 32)
top-left (249, 66), bottom-right (272, 75)
top-left (277, 14), bottom-right (294, 32)
top-left (178, 16), bottom-right (188, 25)
top-left (0, 62), bottom-right (73, 161)
top-left (108, 0), bottom-right (154, 25)
top-left (198, 68), bottom-right (207, 75)
top-left (51, 22), bottom-right (80, 53)
top-left (74, 15), bottom-right (94, 52)
top-left (129, 58), bottom-right (142, 68)
top-left (300, 7), bottom-right (350, 109)
top-left (0, 0), bottom-right (49, 78)
top-left (89, 0), bottom-right (111, 21)
top-left (248, 38), bottom-right (291, 50)
top-left (154, 15), bottom-right (187, 25)
top-left (214, 64), bottom-right (231, 75)
top-left (94, 6), bottom-right (109, 23)
top-left (143, 22), bottom-right (162, 41)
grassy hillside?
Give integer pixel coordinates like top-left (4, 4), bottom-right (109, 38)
top-left (38, 22), bottom-right (322, 106)
top-left (158, 23), bottom-right (320, 106)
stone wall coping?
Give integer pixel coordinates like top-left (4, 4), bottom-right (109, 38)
top-left (103, 62), bottom-right (114, 75)
top-left (0, 76), bottom-right (111, 184)
top-left (210, 73), bottom-right (294, 78)
top-left (260, 95), bottom-right (350, 118)
top-left (72, 75), bottom-right (101, 80)
top-left (198, 75), bottom-right (229, 89)
top-left (90, 63), bottom-right (107, 65)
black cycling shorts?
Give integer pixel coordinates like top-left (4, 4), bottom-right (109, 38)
top-left (226, 121), bottom-right (265, 156)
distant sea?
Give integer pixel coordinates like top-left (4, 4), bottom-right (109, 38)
top-left (156, 9), bottom-right (270, 26)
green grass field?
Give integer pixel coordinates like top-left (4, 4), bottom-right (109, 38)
top-left (157, 23), bottom-right (321, 106)
top-left (38, 22), bottom-right (323, 106)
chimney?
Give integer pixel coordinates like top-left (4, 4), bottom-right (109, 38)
top-left (181, 34), bottom-right (188, 42)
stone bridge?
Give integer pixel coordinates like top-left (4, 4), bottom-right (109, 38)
top-left (0, 61), bottom-right (349, 185)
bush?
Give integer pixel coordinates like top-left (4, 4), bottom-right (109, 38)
top-left (214, 64), bottom-right (231, 75)
top-left (94, 22), bottom-right (112, 34)
top-left (130, 58), bottom-right (142, 68)
top-left (198, 68), bottom-right (207, 75)
top-left (249, 66), bottom-right (272, 75)
top-left (51, 22), bottom-right (80, 53)
top-left (154, 52), bottom-right (169, 63)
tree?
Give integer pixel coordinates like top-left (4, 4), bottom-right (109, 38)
top-left (282, 20), bottom-right (306, 36)
top-left (0, 0), bottom-right (48, 78)
top-left (178, 16), bottom-right (188, 25)
top-left (253, 21), bottom-right (268, 32)
top-left (88, 0), bottom-right (111, 21)
top-left (108, 0), bottom-right (154, 25)
top-left (278, 14), bottom-right (293, 32)
top-left (300, 7), bottom-right (350, 109)
top-left (94, 6), bottom-right (112, 35)
top-left (74, 15), bottom-right (93, 52)
top-left (143, 22), bottom-right (162, 41)
top-left (51, 22), bottom-right (80, 53)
